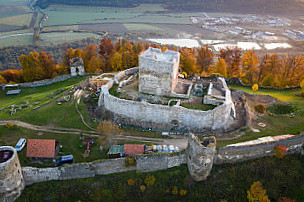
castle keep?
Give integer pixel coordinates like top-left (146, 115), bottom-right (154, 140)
top-left (139, 47), bottom-right (180, 97)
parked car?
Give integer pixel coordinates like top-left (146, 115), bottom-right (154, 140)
top-left (162, 145), bottom-right (168, 152)
top-left (15, 138), bottom-right (26, 152)
top-left (168, 145), bottom-right (175, 153)
top-left (175, 146), bottom-right (179, 152)
top-left (55, 155), bottom-right (74, 167)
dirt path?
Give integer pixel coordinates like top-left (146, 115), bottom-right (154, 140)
top-left (0, 120), bottom-right (188, 148)
top-left (0, 120), bottom-right (98, 136)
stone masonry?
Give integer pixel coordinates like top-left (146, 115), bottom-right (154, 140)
top-left (139, 47), bottom-right (180, 96)
top-left (0, 146), bottom-right (24, 202)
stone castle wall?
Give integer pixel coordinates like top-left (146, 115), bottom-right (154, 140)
top-left (98, 68), bottom-right (236, 132)
top-left (139, 48), bottom-right (180, 96)
top-left (0, 146), bottom-right (24, 202)
top-left (17, 75), bottom-right (71, 88)
top-left (215, 134), bottom-right (304, 164)
top-left (22, 152), bottom-right (187, 186)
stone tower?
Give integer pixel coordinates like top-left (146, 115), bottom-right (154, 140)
top-left (0, 146), bottom-right (24, 202)
top-left (139, 47), bottom-right (180, 97)
top-left (187, 134), bottom-right (216, 181)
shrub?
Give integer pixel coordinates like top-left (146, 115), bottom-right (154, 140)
top-left (5, 122), bottom-right (15, 129)
top-left (274, 145), bottom-right (287, 159)
top-left (125, 157), bottom-right (136, 167)
top-left (140, 185), bottom-right (146, 192)
top-left (144, 175), bottom-right (155, 187)
top-left (179, 189), bottom-right (187, 196)
top-left (267, 104), bottom-right (296, 115)
top-left (127, 178), bottom-right (135, 186)
top-left (172, 186), bottom-right (178, 195)
top-left (300, 91), bottom-right (304, 97)
top-left (278, 196), bottom-right (295, 202)
top-left (247, 181), bottom-right (270, 202)
top-left (254, 104), bottom-right (267, 114)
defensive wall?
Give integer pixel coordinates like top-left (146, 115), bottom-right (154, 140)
top-left (214, 133), bottom-right (304, 164)
top-left (1, 75), bottom-right (72, 89)
top-left (2, 134), bottom-right (303, 201)
top-left (98, 68), bottom-right (236, 133)
top-left (20, 133), bottom-right (304, 186)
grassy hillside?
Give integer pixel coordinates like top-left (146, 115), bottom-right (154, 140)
top-left (17, 154), bottom-right (304, 201)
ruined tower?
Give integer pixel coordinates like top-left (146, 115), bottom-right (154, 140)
top-left (187, 134), bottom-right (216, 181)
top-left (0, 146), bottom-right (24, 202)
top-left (139, 47), bottom-right (180, 96)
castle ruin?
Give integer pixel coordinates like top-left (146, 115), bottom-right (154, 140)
top-left (139, 47), bottom-right (180, 97)
top-left (0, 146), bottom-right (24, 202)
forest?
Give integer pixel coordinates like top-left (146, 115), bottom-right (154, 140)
top-left (35, 0), bottom-right (304, 15)
top-left (0, 38), bottom-right (304, 95)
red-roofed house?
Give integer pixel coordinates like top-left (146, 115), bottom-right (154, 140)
top-left (124, 144), bottom-right (145, 156)
top-left (26, 139), bottom-right (59, 161)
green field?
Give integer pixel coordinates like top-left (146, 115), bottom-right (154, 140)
top-left (0, 13), bottom-right (32, 26)
top-left (0, 31), bottom-right (100, 47)
top-left (124, 23), bottom-right (162, 31)
top-left (0, 125), bottom-right (106, 167)
top-left (217, 84), bottom-right (304, 148)
top-left (43, 4), bottom-right (190, 26)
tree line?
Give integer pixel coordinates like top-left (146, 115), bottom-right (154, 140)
top-left (0, 38), bottom-right (304, 93)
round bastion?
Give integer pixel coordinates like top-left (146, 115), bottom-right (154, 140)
top-left (0, 146), bottom-right (24, 202)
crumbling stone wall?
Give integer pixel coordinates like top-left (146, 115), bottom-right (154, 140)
top-left (214, 134), bottom-right (304, 164)
top-left (139, 48), bottom-right (180, 96)
top-left (0, 146), bottom-right (24, 202)
top-left (187, 134), bottom-right (216, 181)
top-left (98, 69), bottom-right (236, 132)
top-left (22, 153), bottom-right (186, 186)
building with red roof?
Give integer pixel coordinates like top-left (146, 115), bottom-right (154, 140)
top-left (26, 139), bottom-right (59, 160)
top-left (124, 144), bottom-right (145, 156)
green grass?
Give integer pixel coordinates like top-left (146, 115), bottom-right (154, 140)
top-left (216, 84), bottom-right (304, 148)
top-left (124, 23), bottom-right (163, 31)
top-left (0, 76), bottom-right (96, 130)
top-left (0, 13), bottom-right (32, 26)
top-left (17, 154), bottom-right (304, 201)
top-left (181, 103), bottom-right (216, 111)
top-left (44, 4), bottom-right (189, 26)
top-left (0, 125), bottom-right (107, 167)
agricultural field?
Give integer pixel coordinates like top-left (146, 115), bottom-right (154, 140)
top-left (43, 4), bottom-right (190, 26)
top-left (124, 23), bottom-right (162, 31)
top-left (42, 25), bottom-right (79, 32)
top-left (0, 13), bottom-right (32, 27)
top-left (0, 31), bottom-right (100, 47)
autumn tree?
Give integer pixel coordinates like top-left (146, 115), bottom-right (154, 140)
top-left (61, 48), bottom-right (83, 74)
top-left (274, 145), bottom-right (287, 158)
top-left (82, 44), bottom-right (98, 72)
top-left (196, 46), bottom-right (214, 74)
top-left (38, 51), bottom-right (57, 79)
top-left (97, 120), bottom-right (122, 149)
top-left (252, 83), bottom-right (258, 94)
top-left (0, 75), bottom-right (7, 84)
top-left (87, 56), bottom-right (105, 73)
top-left (300, 79), bottom-right (304, 96)
top-left (99, 38), bottom-right (115, 71)
top-left (0, 69), bottom-right (22, 83)
top-left (214, 58), bottom-right (227, 78)
top-left (110, 52), bottom-right (123, 71)
top-left (247, 181), bottom-right (270, 202)
top-left (220, 47), bottom-right (242, 78)
top-left (179, 48), bottom-right (197, 75)
top-left (242, 50), bottom-right (259, 84)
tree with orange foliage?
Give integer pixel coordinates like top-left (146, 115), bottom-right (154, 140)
top-left (214, 58), bottom-right (227, 78)
top-left (61, 48), bottom-right (83, 74)
top-left (274, 145), bottom-right (287, 158)
top-left (242, 50), bottom-right (259, 84)
top-left (99, 38), bottom-right (115, 71)
top-left (0, 75), bottom-right (7, 84)
top-left (196, 45), bottom-right (214, 74)
top-left (247, 181), bottom-right (270, 202)
top-left (180, 48), bottom-right (197, 75)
